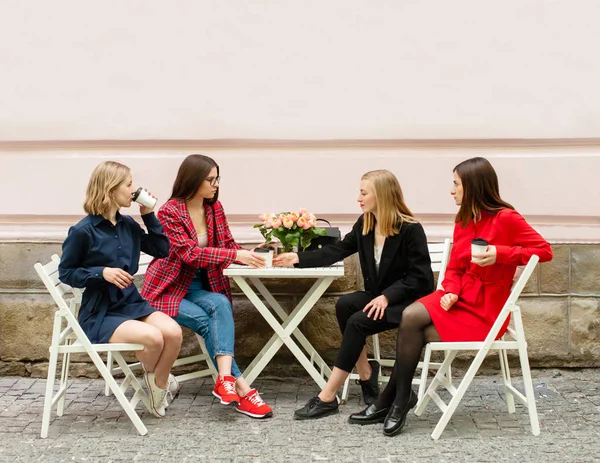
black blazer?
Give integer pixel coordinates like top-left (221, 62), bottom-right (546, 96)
top-left (297, 216), bottom-right (434, 324)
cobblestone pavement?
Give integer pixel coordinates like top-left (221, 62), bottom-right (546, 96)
top-left (0, 369), bottom-right (599, 462)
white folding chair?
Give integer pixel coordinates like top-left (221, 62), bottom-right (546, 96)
top-left (35, 255), bottom-right (151, 438)
top-left (103, 253), bottom-right (218, 396)
top-left (341, 239), bottom-right (452, 403)
top-left (415, 255), bottom-right (541, 440)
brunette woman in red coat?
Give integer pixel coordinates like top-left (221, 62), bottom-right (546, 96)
top-left (348, 157), bottom-right (553, 437)
top-left (142, 154), bottom-right (273, 419)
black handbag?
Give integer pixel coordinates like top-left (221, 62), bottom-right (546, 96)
top-left (302, 219), bottom-right (341, 251)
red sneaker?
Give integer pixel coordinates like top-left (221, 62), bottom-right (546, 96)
top-left (212, 375), bottom-right (240, 406)
top-left (236, 389), bottom-right (273, 419)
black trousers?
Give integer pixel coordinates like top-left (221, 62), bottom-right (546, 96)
top-left (334, 291), bottom-right (400, 373)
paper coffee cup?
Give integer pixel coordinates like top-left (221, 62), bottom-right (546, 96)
top-left (471, 238), bottom-right (488, 262)
top-left (132, 188), bottom-right (157, 209)
top-left (254, 248), bottom-right (273, 268)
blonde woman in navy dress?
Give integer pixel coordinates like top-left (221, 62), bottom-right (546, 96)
top-left (59, 161), bottom-right (182, 418)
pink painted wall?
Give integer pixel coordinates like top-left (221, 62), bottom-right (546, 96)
top-left (1, 1), bottom-right (600, 140)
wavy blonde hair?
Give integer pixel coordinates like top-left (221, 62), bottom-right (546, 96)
top-left (83, 161), bottom-right (131, 216)
top-left (361, 170), bottom-right (417, 236)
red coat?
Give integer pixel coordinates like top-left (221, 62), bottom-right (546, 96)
top-left (141, 199), bottom-right (242, 317)
top-left (420, 209), bottom-right (553, 342)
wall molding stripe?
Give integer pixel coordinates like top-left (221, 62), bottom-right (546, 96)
top-left (2, 138), bottom-right (600, 150)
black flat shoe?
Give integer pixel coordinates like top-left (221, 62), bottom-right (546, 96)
top-left (382, 390), bottom-right (418, 437)
top-left (348, 403), bottom-right (390, 425)
top-left (358, 360), bottom-right (380, 405)
top-left (294, 395), bottom-right (339, 420)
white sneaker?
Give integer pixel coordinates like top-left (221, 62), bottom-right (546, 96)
top-left (143, 372), bottom-right (167, 418)
top-left (165, 374), bottom-right (179, 408)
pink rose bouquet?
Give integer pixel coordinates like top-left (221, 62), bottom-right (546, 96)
top-left (255, 208), bottom-right (327, 253)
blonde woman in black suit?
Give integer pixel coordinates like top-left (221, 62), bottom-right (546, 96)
top-left (274, 170), bottom-right (434, 420)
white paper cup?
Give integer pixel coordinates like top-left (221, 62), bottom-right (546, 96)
top-left (132, 188), bottom-right (157, 209)
top-left (254, 248), bottom-right (273, 267)
top-left (263, 250), bottom-right (273, 268)
top-left (471, 239), bottom-right (488, 262)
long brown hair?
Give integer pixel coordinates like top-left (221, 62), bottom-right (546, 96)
top-left (170, 154), bottom-right (219, 204)
top-left (361, 170), bottom-right (417, 237)
top-left (454, 157), bottom-right (514, 227)
top-left (83, 161), bottom-right (130, 216)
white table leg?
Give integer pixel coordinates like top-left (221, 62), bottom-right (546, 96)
top-left (251, 278), bottom-right (333, 380)
top-left (235, 276), bottom-right (334, 388)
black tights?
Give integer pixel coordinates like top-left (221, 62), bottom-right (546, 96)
top-left (375, 302), bottom-right (441, 408)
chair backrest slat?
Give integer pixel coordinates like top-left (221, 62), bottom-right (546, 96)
top-left (428, 239), bottom-right (451, 291)
top-left (481, 254), bottom-right (539, 343)
top-left (47, 255), bottom-right (74, 298)
top-left (39, 261), bottom-right (72, 297)
top-left (34, 254), bottom-right (75, 313)
top-left (506, 255), bottom-right (539, 306)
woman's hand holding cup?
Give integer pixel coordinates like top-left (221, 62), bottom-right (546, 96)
top-left (253, 248), bottom-right (274, 267)
top-left (273, 252), bottom-right (299, 267)
top-left (132, 188), bottom-right (158, 215)
top-left (236, 250), bottom-right (266, 268)
top-left (472, 245), bottom-right (497, 267)
top-left (470, 238), bottom-right (488, 263)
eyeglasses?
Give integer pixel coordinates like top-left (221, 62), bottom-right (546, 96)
top-left (206, 176), bottom-right (221, 186)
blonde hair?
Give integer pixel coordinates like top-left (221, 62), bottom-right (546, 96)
top-left (361, 170), bottom-right (417, 236)
top-left (83, 161), bottom-right (131, 216)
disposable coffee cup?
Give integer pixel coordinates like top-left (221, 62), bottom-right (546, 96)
top-left (471, 238), bottom-right (488, 262)
top-left (254, 248), bottom-right (273, 267)
top-left (132, 188), bottom-right (157, 209)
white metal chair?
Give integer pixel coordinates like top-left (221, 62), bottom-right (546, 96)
top-left (103, 253), bottom-right (218, 396)
top-left (414, 254), bottom-right (541, 440)
top-left (35, 255), bottom-right (151, 438)
top-left (341, 239), bottom-right (452, 403)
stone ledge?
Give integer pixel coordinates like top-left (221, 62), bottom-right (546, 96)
top-left (1, 242), bottom-right (600, 375)
top-left (571, 245), bottom-right (600, 294)
top-left (519, 297), bottom-right (570, 360)
top-left (570, 297), bottom-right (600, 363)
top-left (0, 242), bottom-right (63, 290)
top-left (539, 245), bottom-right (569, 294)
top-left (0, 293), bottom-right (55, 361)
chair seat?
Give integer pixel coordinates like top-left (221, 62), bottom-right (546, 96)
top-left (54, 341), bottom-right (145, 353)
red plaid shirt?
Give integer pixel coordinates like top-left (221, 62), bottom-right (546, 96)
top-left (141, 199), bottom-right (242, 317)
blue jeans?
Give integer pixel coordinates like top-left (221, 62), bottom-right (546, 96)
top-left (173, 271), bottom-right (242, 379)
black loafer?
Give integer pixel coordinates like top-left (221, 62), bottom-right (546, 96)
top-left (294, 395), bottom-right (339, 420)
top-left (348, 403), bottom-right (390, 425)
top-left (358, 360), bottom-right (380, 405)
top-left (382, 390), bottom-right (418, 437)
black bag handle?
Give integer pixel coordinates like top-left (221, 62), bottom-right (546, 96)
top-left (316, 218), bottom-right (332, 226)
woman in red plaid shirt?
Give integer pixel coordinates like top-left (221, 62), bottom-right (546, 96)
top-left (142, 154), bottom-right (273, 419)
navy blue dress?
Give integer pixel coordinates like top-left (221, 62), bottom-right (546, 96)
top-left (58, 212), bottom-right (170, 344)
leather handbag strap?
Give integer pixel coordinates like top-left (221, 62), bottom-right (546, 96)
top-left (316, 218), bottom-right (332, 226)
